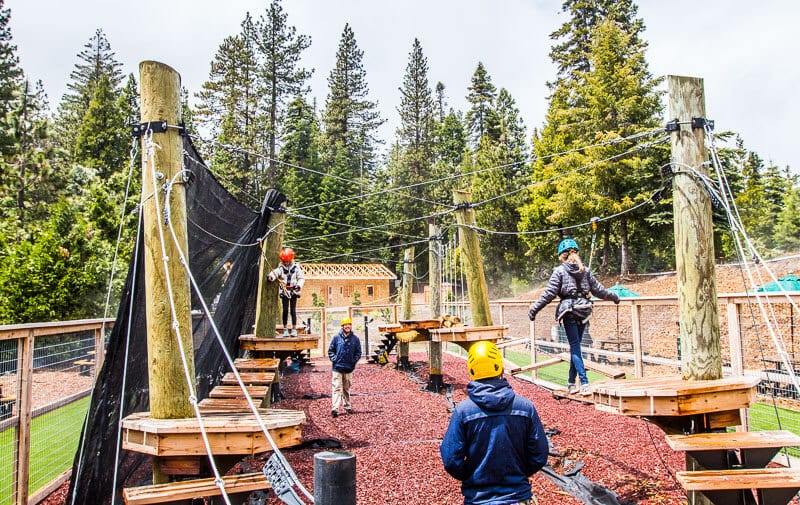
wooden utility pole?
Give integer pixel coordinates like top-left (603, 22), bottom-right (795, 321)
top-left (140, 61), bottom-right (194, 484)
top-left (398, 247), bottom-right (414, 369)
top-left (254, 202), bottom-right (286, 338)
top-left (427, 223), bottom-right (444, 391)
top-left (453, 190), bottom-right (492, 327)
top-left (668, 74), bottom-right (722, 381)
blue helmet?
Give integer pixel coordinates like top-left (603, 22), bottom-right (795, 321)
top-left (557, 238), bottom-right (579, 256)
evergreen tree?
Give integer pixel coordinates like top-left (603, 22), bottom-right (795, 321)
top-left (0, 0), bottom-right (23, 155)
top-left (318, 23), bottom-right (385, 255)
top-left (73, 73), bottom-right (128, 176)
top-left (253, 0), bottom-right (312, 186)
top-left (522, 16), bottom-right (663, 276)
top-left (279, 95), bottom-right (324, 241)
top-left (464, 62), bottom-right (498, 147)
top-left (549, 0), bottom-right (645, 86)
top-left (54, 29), bottom-right (123, 163)
top-left (389, 38), bottom-right (436, 242)
top-left (774, 184), bottom-right (800, 252)
top-left (195, 27), bottom-right (261, 203)
top-left (0, 79), bottom-right (55, 228)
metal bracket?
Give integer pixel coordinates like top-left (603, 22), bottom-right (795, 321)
top-left (263, 453), bottom-right (305, 505)
top-left (691, 117), bottom-right (714, 131)
top-left (130, 121), bottom-right (169, 137)
top-left (665, 119), bottom-right (680, 133)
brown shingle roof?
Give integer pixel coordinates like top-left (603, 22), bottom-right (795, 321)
top-left (301, 263), bottom-right (397, 280)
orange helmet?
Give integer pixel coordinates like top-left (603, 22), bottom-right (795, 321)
top-left (279, 247), bottom-right (295, 263)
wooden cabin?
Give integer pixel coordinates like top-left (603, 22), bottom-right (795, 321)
top-left (299, 263), bottom-right (397, 308)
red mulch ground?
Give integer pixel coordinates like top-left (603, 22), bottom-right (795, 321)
top-left (245, 352), bottom-right (688, 505)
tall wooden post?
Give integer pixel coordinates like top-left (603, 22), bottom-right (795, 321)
top-left (453, 190), bottom-right (492, 327)
top-left (254, 202), bottom-right (286, 338)
top-left (427, 224), bottom-right (444, 391)
top-left (668, 75), bottom-right (722, 381)
top-left (398, 247), bottom-right (414, 369)
top-left (140, 61), bottom-right (194, 484)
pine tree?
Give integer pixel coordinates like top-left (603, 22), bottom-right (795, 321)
top-left (389, 38), bottom-right (436, 242)
top-left (195, 26), bottom-right (261, 202)
top-left (522, 16), bottom-right (664, 276)
top-left (73, 73), bottom-right (128, 176)
top-left (279, 95), bottom-right (324, 241)
top-left (549, 0), bottom-right (645, 86)
top-left (0, 0), bottom-right (23, 155)
top-left (774, 184), bottom-right (800, 252)
top-left (253, 0), bottom-right (312, 186)
top-left (464, 62), bottom-right (498, 147)
top-left (318, 23), bottom-right (385, 255)
top-left (0, 79), bottom-right (55, 228)
top-left (54, 29), bottom-right (123, 163)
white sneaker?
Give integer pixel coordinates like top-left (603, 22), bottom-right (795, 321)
top-left (567, 383), bottom-right (578, 394)
top-left (579, 384), bottom-right (592, 396)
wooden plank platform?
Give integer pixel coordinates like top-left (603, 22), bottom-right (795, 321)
top-left (123, 471), bottom-right (270, 505)
top-left (239, 334), bottom-right (319, 352)
top-left (377, 319), bottom-right (443, 333)
top-left (209, 385), bottom-right (268, 399)
top-left (221, 372), bottom-right (276, 386)
top-left (666, 430), bottom-right (800, 469)
top-left (592, 375), bottom-right (759, 417)
top-left (676, 468), bottom-right (800, 505)
top-left (233, 358), bottom-right (280, 371)
top-left (428, 325), bottom-right (507, 343)
top-left (121, 410), bottom-right (305, 456)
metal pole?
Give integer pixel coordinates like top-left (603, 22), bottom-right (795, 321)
top-left (314, 451), bottom-right (356, 505)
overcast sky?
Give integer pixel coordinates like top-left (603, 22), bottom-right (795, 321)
top-left (8, 0), bottom-right (800, 172)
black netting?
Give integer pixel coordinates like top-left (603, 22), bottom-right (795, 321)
top-left (67, 137), bottom-right (286, 505)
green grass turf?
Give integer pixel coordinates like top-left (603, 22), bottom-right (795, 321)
top-left (0, 396), bottom-right (90, 504)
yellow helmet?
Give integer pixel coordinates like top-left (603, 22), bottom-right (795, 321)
top-left (467, 341), bottom-right (503, 380)
top-left (340, 316), bottom-right (352, 326)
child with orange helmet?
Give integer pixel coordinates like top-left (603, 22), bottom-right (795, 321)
top-left (267, 247), bottom-right (305, 336)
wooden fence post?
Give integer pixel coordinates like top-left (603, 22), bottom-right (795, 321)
top-left (13, 331), bottom-right (34, 505)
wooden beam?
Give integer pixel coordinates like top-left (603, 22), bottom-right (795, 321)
top-left (668, 75), bottom-right (722, 381)
top-left (453, 190), bottom-right (492, 328)
top-left (254, 201), bottom-right (286, 338)
top-left (509, 356), bottom-right (564, 375)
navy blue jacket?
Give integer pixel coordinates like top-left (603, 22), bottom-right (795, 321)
top-left (327, 329), bottom-right (362, 373)
top-left (440, 377), bottom-right (549, 505)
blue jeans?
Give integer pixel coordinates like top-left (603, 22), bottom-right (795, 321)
top-left (562, 316), bottom-right (588, 385)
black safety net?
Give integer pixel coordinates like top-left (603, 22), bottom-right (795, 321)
top-left (67, 136), bottom-right (287, 505)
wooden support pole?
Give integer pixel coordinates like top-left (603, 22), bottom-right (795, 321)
top-left (254, 201), bottom-right (286, 338)
top-left (398, 247), bottom-right (414, 369)
top-left (668, 75), bottom-right (722, 381)
top-left (13, 331), bottom-right (34, 505)
top-left (453, 190), bottom-right (492, 328)
top-left (428, 223), bottom-right (444, 391)
top-left (140, 61), bottom-right (194, 484)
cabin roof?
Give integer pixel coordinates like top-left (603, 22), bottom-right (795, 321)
top-left (302, 263), bottom-right (397, 280)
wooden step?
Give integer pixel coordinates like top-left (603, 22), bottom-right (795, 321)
top-left (221, 372), bottom-right (276, 386)
top-left (676, 467), bottom-right (800, 505)
top-left (123, 471), bottom-right (270, 504)
top-left (666, 430), bottom-right (800, 469)
top-left (197, 398), bottom-right (256, 412)
top-left (209, 385), bottom-right (269, 399)
top-left (233, 358), bottom-right (280, 372)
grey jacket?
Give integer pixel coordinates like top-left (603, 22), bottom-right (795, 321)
top-left (528, 262), bottom-right (619, 321)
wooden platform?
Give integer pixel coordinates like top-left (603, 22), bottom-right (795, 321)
top-left (239, 334), bottom-right (319, 352)
top-left (428, 325), bottom-right (507, 344)
top-left (675, 467), bottom-right (800, 505)
top-left (377, 319), bottom-right (443, 333)
top-left (121, 410), bottom-right (305, 456)
top-left (592, 375), bottom-right (759, 417)
top-left (666, 430), bottom-right (800, 469)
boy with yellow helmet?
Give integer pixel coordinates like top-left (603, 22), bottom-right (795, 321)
top-left (440, 341), bottom-right (548, 505)
top-left (327, 316), bottom-right (361, 417)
